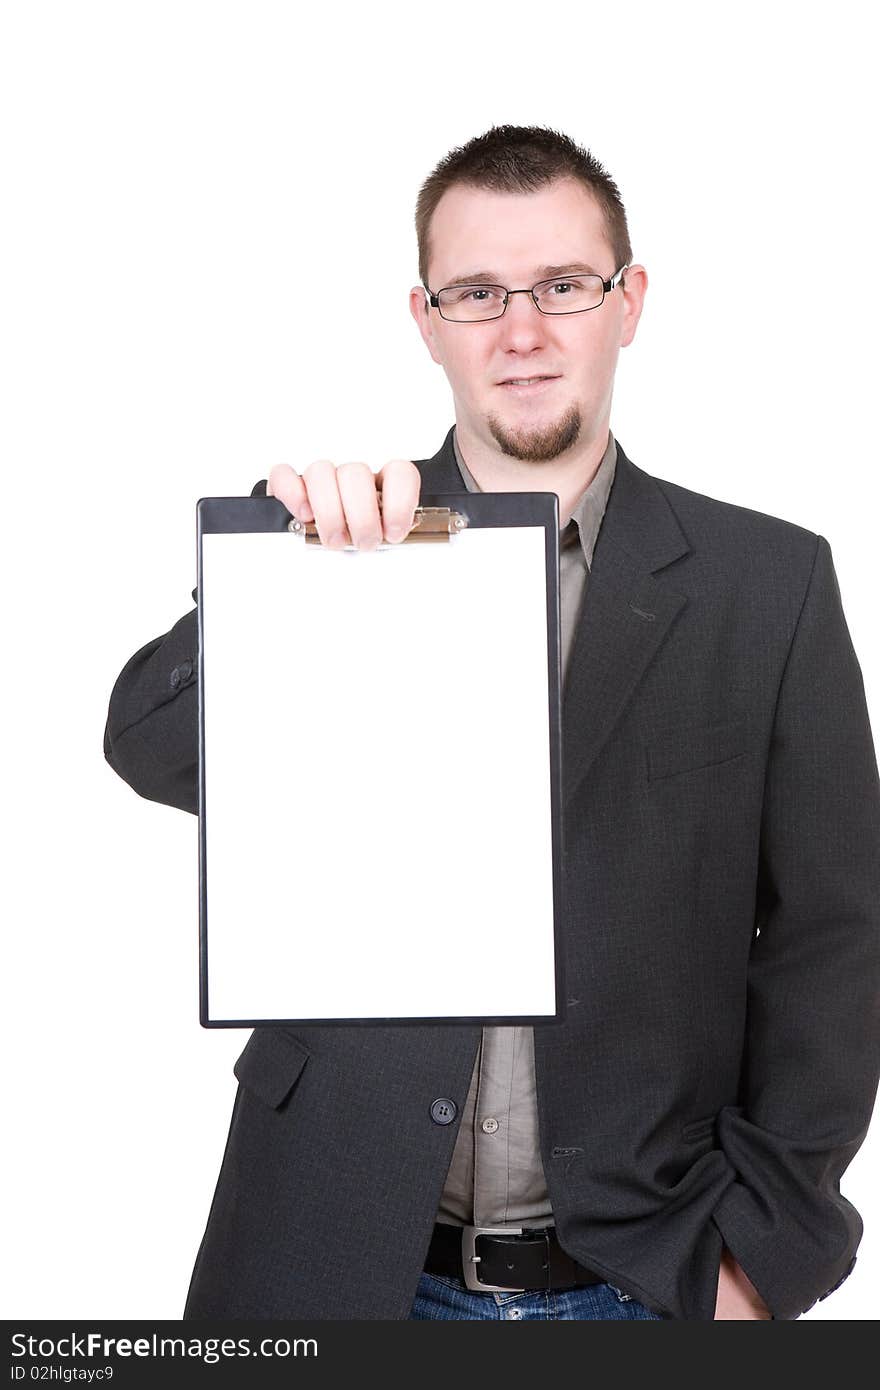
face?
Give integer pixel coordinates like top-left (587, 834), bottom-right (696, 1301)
top-left (410, 178), bottom-right (647, 464)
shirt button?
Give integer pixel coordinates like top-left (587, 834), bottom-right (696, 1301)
top-left (430, 1098), bottom-right (458, 1125)
top-left (481, 1117), bottom-right (499, 1134)
top-left (506, 1307), bottom-right (522, 1319)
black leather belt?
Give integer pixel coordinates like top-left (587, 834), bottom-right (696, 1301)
top-left (426, 1222), bottom-right (606, 1293)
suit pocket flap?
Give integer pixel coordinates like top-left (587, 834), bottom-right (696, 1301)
top-left (646, 718), bottom-right (751, 781)
top-left (233, 1029), bottom-right (310, 1109)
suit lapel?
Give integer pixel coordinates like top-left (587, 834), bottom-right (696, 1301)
top-left (560, 453), bottom-right (690, 805)
top-left (415, 428), bottom-right (691, 808)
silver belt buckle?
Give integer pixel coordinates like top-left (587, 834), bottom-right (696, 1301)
top-left (461, 1225), bottom-right (525, 1293)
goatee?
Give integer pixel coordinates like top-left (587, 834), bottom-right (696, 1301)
top-left (485, 404), bottom-right (581, 462)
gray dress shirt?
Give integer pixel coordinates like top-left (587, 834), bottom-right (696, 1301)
top-left (435, 425), bottom-right (619, 1230)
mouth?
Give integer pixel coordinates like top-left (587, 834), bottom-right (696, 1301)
top-left (498, 375), bottom-right (561, 394)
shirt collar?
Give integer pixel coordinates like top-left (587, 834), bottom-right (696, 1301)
top-left (451, 426), bottom-right (618, 571)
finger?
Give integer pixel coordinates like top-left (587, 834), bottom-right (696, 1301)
top-left (335, 462), bottom-right (383, 551)
top-left (266, 464), bottom-right (313, 521)
top-left (302, 459), bottom-right (350, 549)
top-left (375, 459), bottom-right (421, 543)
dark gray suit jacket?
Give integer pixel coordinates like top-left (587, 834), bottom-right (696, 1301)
top-left (103, 428), bottom-right (880, 1320)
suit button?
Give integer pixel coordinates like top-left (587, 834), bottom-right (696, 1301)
top-left (170, 666), bottom-right (181, 688)
top-left (179, 659), bottom-right (193, 681)
top-left (430, 1098), bottom-right (458, 1125)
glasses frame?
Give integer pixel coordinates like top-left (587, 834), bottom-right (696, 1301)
top-left (424, 264), bottom-right (629, 322)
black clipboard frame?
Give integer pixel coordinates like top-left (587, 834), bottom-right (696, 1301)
top-left (196, 490), bottom-right (565, 1029)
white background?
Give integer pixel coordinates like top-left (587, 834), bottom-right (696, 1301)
top-left (2, 0), bottom-right (877, 1321)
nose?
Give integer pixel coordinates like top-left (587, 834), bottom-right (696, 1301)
top-left (496, 289), bottom-right (550, 353)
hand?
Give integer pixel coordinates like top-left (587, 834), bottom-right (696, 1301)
top-left (266, 458), bottom-right (421, 551)
top-left (713, 1245), bottom-right (773, 1320)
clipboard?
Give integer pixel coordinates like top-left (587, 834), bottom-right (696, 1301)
top-left (196, 490), bottom-right (565, 1028)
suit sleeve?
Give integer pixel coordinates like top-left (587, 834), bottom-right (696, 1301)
top-left (711, 533), bottom-right (880, 1319)
top-left (102, 478), bottom-right (269, 816)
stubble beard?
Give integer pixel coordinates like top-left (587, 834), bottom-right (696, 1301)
top-left (485, 402), bottom-right (582, 462)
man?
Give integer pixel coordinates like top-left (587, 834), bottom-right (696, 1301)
top-left (103, 125), bottom-right (880, 1320)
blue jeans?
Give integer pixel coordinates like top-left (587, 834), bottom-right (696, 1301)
top-left (409, 1269), bottom-right (664, 1320)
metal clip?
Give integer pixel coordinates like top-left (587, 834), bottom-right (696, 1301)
top-left (287, 504), bottom-right (468, 546)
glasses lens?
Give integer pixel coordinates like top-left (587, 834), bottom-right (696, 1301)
top-left (437, 285), bottom-right (506, 321)
top-left (534, 275), bottom-right (604, 313)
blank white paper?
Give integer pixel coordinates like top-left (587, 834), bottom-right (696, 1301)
top-left (201, 525), bottom-right (557, 1022)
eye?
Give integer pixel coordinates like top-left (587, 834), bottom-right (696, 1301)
top-left (444, 286), bottom-right (497, 304)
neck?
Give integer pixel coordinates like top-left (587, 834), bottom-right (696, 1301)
top-left (454, 420), bottom-right (611, 527)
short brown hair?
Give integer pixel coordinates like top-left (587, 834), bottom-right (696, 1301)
top-left (415, 124), bottom-right (632, 289)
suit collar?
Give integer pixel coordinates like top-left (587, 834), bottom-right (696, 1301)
top-left (415, 426), bottom-right (692, 806)
top-left (415, 424), bottom-right (690, 575)
top-left (414, 424), bottom-right (465, 493)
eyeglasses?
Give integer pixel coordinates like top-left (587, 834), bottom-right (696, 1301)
top-left (424, 265), bottom-right (628, 322)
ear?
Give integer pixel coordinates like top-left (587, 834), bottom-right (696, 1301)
top-left (619, 264), bottom-right (648, 349)
top-left (409, 285), bottom-right (445, 367)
